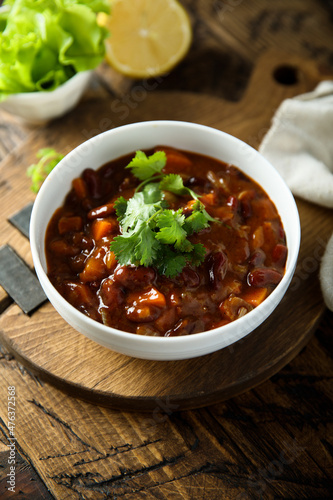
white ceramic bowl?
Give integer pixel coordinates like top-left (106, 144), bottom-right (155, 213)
top-left (0, 70), bottom-right (92, 124)
top-left (30, 121), bottom-right (301, 360)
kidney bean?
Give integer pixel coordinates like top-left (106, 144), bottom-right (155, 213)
top-left (185, 176), bottom-right (206, 188)
top-left (81, 198), bottom-right (94, 211)
top-left (272, 244), bottom-right (288, 267)
top-left (70, 253), bottom-right (87, 273)
top-left (87, 203), bottom-right (115, 220)
top-left (247, 268), bottom-right (283, 287)
top-left (166, 318), bottom-right (196, 336)
top-left (83, 168), bottom-right (103, 199)
top-left (167, 317), bottom-right (206, 336)
top-left (239, 190), bottom-right (255, 219)
top-left (168, 291), bottom-right (181, 306)
top-left (205, 251), bottom-right (228, 289)
top-left (226, 195), bottom-right (239, 212)
top-left (69, 232), bottom-right (94, 252)
top-left (99, 163), bottom-right (116, 179)
top-left (154, 307), bottom-right (177, 333)
top-left (113, 266), bottom-right (156, 290)
top-left (99, 278), bottom-right (125, 309)
top-left (181, 267), bottom-right (200, 288)
top-left (248, 248), bottom-right (266, 267)
top-left (80, 235), bottom-right (94, 252)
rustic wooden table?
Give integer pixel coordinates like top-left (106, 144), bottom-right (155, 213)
top-left (0, 1), bottom-right (332, 499)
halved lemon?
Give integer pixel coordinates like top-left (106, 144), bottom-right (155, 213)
top-left (99, 0), bottom-right (192, 78)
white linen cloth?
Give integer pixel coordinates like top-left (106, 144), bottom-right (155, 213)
top-left (259, 81), bottom-right (333, 311)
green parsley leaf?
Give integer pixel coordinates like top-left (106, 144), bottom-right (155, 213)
top-left (110, 150), bottom-right (220, 277)
top-left (126, 150), bottom-right (166, 181)
top-left (134, 224), bottom-right (161, 266)
top-left (111, 223), bottom-right (161, 267)
top-left (142, 182), bottom-right (163, 204)
top-left (183, 210), bottom-right (209, 235)
top-left (27, 148), bottom-right (64, 192)
top-left (155, 209), bottom-right (187, 249)
top-left (120, 192), bottom-right (162, 232)
top-left (156, 246), bottom-right (188, 278)
top-left (160, 173), bottom-right (198, 200)
top-left (188, 243), bottom-right (207, 267)
top-left (110, 232), bottom-right (138, 267)
top-left (113, 196), bottom-right (128, 220)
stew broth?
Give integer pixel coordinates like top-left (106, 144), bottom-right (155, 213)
top-left (45, 147), bottom-right (287, 336)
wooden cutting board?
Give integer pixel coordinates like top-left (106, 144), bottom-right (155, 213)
top-left (0, 50), bottom-right (332, 411)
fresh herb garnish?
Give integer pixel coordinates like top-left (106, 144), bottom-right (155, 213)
top-left (110, 150), bottom-right (218, 278)
top-left (27, 148), bottom-right (64, 193)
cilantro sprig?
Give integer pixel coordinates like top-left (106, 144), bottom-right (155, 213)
top-left (110, 150), bottom-right (218, 278)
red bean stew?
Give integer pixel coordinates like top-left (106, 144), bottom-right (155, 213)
top-left (45, 147), bottom-right (287, 336)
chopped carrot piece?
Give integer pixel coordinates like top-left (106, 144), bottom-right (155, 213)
top-left (252, 225), bottom-right (264, 250)
top-left (80, 256), bottom-right (107, 282)
top-left (92, 218), bottom-right (117, 241)
top-left (105, 251), bottom-right (117, 271)
top-left (252, 198), bottom-right (278, 220)
top-left (127, 287), bottom-right (167, 308)
top-left (58, 216), bottom-right (83, 235)
top-left (200, 192), bottom-right (218, 206)
top-left (182, 199), bottom-right (197, 214)
top-left (156, 147), bottom-right (193, 173)
top-left (126, 306), bottom-right (155, 322)
top-left (262, 221), bottom-right (278, 254)
top-left (213, 206), bottom-right (234, 221)
top-left (72, 178), bottom-right (88, 199)
top-left (241, 287), bottom-right (268, 307)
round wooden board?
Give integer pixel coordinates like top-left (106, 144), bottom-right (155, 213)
top-left (0, 50), bottom-right (332, 411)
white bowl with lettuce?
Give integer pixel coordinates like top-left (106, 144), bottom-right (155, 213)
top-left (0, 0), bottom-right (109, 123)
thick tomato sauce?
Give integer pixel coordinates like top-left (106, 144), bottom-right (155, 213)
top-left (45, 147), bottom-right (287, 336)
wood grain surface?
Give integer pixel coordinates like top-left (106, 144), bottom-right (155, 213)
top-left (0, 51), bottom-right (332, 413)
top-left (0, 1), bottom-right (332, 498)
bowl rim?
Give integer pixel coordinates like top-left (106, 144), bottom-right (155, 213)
top-left (30, 120), bottom-right (301, 355)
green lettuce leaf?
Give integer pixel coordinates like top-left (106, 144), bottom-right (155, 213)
top-left (0, 0), bottom-right (110, 101)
